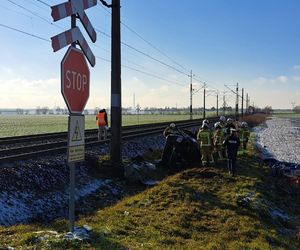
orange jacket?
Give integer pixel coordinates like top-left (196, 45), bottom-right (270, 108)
top-left (96, 112), bottom-right (107, 126)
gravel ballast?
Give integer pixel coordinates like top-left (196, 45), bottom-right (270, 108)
top-left (0, 134), bottom-right (166, 226)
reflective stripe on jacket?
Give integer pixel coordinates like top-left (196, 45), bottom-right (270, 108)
top-left (197, 129), bottom-right (212, 147)
top-left (239, 128), bottom-right (250, 142)
top-left (214, 129), bottom-right (224, 146)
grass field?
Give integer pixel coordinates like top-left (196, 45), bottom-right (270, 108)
top-left (0, 137), bottom-right (299, 249)
top-left (272, 113), bottom-right (300, 118)
top-left (0, 114), bottom-right (210, 138)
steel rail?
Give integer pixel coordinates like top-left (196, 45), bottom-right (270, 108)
top-left (0, 118), bottom-right (203, 146)
top-left (0, 118), bottom-right (216, 164)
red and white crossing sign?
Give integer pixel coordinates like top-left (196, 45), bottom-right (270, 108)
top-left (61, 47), bottom-right (90, 114)
top-left (51, 0), bottom-right (97, 42)
top-left (52, 27), bottom-right (95, 67)
top-left (50, 0), bottom-right (97, 67)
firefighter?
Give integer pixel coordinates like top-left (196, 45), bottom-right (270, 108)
top-left (197, 121), bottom-right (214, 166)
top-left (239, 122), bottom-right (250, 151)
top-left (223, 128), bottom-right (240, 176)
top-left (225, 118), bottom-right (236, 136)
top-left (96, 109), bottom-right (108, 140)
top-left (213, 122), bottom-right (225, 160)
top-left (219, 116), bottom-right (226, 127)
top-left (160, 123), bottom-right (181, 166)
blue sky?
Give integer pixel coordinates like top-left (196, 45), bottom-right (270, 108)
top-left (0, 0), bottom-right (299, 109)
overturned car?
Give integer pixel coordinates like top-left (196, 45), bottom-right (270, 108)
top-left (160, 124), bottom-right (200, 168)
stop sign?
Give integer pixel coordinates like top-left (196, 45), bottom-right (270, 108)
top-left (61, 46), bottom-right (90, 114)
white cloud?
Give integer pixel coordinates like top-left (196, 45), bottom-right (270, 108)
top-left (0, 77), bottom-right (61, 108)
top-left (159, 85), bottom-right (169, 92)
top-left (253, 77), bottom-right (267, 85)
top-left (293, 76), bottom-right (300, 82)
top-left (272, 75), bottom-right (288, 83)
top-left (293, 65), bottom-right (300, 70)
top-left (0, 66), bottom-right (13, 75)
top-left (253, 75), bottom-right (288, 85)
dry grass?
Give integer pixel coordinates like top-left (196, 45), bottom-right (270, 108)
top-left (0, 135), bottom-right (299, 249)
top-left (240, 114), bottom-right (269, 127)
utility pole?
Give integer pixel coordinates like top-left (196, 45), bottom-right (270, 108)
top-left (133, 93), bottom-right (135, 111)
top-left (189, 70), bottom-right (193, 120)
top-left (223, 91), bottom-right (226, 115)
top-left (203, 83), bottom-right (206, 119)
top-left (110, 0), bottom-right (122, 168)
top-left (241, 88), bottom-right (244, 118)
top-left (246, 93), bottom-right (248, 114)
top-left (235, 82), bottom-right (239, 119)
top-left (216, 90), bottom-right (219, 117)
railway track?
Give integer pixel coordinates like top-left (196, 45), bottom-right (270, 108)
top-left (0, 118), bottom-right (218, 164)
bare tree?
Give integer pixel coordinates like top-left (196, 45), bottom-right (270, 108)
top-left (36, 106), bottom-right (41, 115)
top-left (40, 106), bottom-right (49, 115)
top-left (16, 108), bottom-right (24, 115)
top-left (55, 106), bottom-right (62, 115)
top-left (263, 106), bottom-right (273, 114)
top-left (293, 106), bottom-right (300, 113)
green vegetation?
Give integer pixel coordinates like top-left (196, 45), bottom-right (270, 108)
top-left (272, 113), bottom-right (300, 118)
top-left (0, 114), bottom-right (211, 138)
top-left (1, 137), bottom-right (299, 249)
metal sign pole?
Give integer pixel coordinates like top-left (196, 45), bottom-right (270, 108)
top-left (51, 0), bottom-right (95, 234)
top-left (69, 13), bottom-right (76, 233)
top-left (69, 161), bottom-right (75, 232)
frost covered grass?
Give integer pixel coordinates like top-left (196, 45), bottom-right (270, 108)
top-left (1, 137), bottom-right (299, 249)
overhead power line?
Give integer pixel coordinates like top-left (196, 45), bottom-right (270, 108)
top-left (2, 2), bottom-right (228, 96)
top-left (121, 22), bottom-right (188, 72)
top-left (7, 0), bottom-right (65, 30)
top-left (36, 0), bottom-right (50, 7)
top-left (0, 21), bottom-right (185, 87)
top-left (95, 27), bottom-right (189, 77)
top-left (121, 41), bottom-right (189, 77)
top-left (96, 56), bottom-right (185, 86)
top-left (97, 3), bottom-right (188, 72)
top-left (0, 23), bottom-right (50, 42)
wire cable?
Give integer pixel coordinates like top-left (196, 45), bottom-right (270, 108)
top-left (7, 0), bottom-right (65, 30)
top-left (36, 0), bottom-right (50, 7)
top-left (0, 23), bottom-right (50, 42)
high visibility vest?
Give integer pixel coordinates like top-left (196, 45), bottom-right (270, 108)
top-left (96, 112), bottom-right (106, 126)
top-left (214, 129), bottom-right (224, 146)
top-left (239, 128), bottom-right (249, 142)
top-left (197, 130), bottom-right (211, 147)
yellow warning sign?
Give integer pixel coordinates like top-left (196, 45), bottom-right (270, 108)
top-left (68, 145), bottom-right (85, 163)
top-left (68, 115), bottom-right (85, 147)
top-left (67, 115), bottom-right (85, 163)
top-left (71, 120), bottom-right (83, 142)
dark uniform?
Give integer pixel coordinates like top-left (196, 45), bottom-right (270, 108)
top-left (223, 130), bottom-right (240, 176)
top-left (225, 122), bottom-right (236, 136)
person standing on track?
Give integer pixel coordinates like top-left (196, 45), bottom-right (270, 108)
top-left (223, 128), bottom-right (240, 176)
top-left (96, 109), bottom-right (108, 140)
